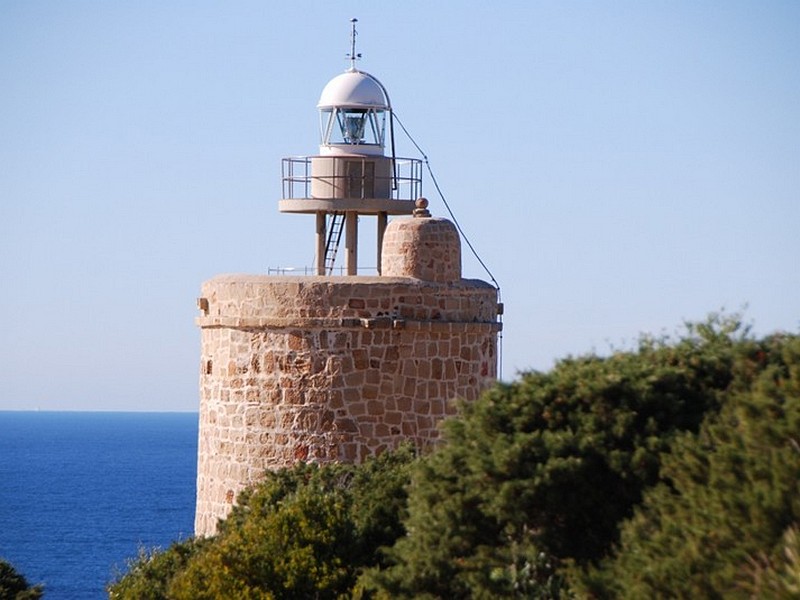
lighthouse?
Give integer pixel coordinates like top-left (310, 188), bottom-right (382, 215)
top-left (279, 18), bottom-right (421, 275)
top-left (194, 22), bottom-right (501, 536)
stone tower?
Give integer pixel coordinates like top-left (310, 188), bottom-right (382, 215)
top-left (193, 28), bottom-right (501, 536)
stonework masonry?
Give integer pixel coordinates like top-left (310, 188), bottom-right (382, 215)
top-left (194, 214), bottom-right (501, 536)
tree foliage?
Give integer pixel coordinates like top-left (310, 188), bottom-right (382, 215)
top-left (364, 316), bottom-right (756, 598)
top-left (572, 331), bottom-right (800, 598)
top-left (108, 538), bottom-right (206, 600)
top-left (111, 315), bottom-right (800, 599)
top-left (108, 445), bottom-right (415, 599)
top-left (0, 560), bottom-right (42, 600)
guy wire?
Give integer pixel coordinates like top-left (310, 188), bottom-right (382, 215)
top-left (392, 111), bottom-right (504, 380)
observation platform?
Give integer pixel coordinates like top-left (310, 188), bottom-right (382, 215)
top-left (279, 155), bottom-right (422, 215)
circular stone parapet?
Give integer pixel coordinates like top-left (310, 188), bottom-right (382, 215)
top-left (381, 200), bottom-right (461, 282)
top-left (194, 272), bottom-right (500, 535)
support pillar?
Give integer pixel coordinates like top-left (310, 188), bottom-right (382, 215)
top-left (376, 211), bottom-right (387, 275)
top-left (316, 212), bottom-right (326, 275)
top-left (345, 211), bottom-right (358, 275)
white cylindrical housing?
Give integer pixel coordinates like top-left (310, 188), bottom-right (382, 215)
top-left (317, 69), bottom-right (390, 156)
top-left (310, 155), bottom-right (392, 200)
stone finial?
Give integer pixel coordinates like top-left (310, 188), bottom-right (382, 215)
top-left (413, 197), bottom-right (431, 218)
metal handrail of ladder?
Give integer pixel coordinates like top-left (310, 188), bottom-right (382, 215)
top-left (324, 212), bottom-right (345, 275)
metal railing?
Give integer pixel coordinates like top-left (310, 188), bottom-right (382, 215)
top-left (281, 156), bottom-right (422, 201)
top-left (267, 266), bottom-right (380, 276)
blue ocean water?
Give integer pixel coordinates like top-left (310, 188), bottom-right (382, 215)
top-left (0, 411), bottom-right (198, 599)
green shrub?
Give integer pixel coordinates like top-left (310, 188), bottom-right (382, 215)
top-left (572, 333), bottom-right (800, 598)
top-left (112, 315), bottom-right (800, 599)
top-left (109, 445), bottom-right (415, 599)
top-left (108, 539), bottom-right (205, 599)
top-left (0, 560), bottom-right (43, 600)
top-left (363, 316), bottom-right (778, 598)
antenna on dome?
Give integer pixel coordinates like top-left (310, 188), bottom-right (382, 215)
top-left (347, 17), bottom-right (361, 70)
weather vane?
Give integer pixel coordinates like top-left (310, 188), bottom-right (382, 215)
top-left (347, 17), bottom-right (361, 70)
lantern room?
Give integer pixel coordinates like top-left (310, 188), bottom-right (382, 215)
top-left (279, 20), bottom-right (422, 276)
top-left (318, 70), bottom-right (388, 155)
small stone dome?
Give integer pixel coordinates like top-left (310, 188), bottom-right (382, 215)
top-left (381, 201), bottom-right (461, 282)
top-left (318, 69), bottom-right (389, 109)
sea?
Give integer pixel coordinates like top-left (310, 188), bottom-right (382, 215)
top-left (0, 411), bottom-right (198, 599)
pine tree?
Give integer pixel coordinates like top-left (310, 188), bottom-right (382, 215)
top-left (365, 316), bottom-right (751, 598)
top-left (573, 333), bottom-right (800, 598)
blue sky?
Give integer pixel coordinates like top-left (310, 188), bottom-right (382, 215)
top-left (1, 1), bottom-right (798, 411)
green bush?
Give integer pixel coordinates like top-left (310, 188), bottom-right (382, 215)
top-left (0, 560), bottom-right (43, 600)
top-left (362, 316), bottom-right (781, 598)
top-left (111, 315), bottom-right (800, 599)
top-left (743, 525), bottom-right (800, 599)
top-left (108, 445), bottom-right (415, 599)
top-left (108, 538), bottom-right (205, 600)
top-left (572, 332), bottom-right (800, 598)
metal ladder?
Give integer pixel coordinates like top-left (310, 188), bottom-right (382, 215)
top-left (324, 212), bottom-right (345, 275)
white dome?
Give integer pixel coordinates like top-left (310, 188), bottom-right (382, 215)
top-left (317, 70), bottom-right (389, 110)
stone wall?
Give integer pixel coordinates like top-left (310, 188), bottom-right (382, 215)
top-left (194, 275), bottom-right (500, 536)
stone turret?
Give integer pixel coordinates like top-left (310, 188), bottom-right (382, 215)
top-left (381, 198), bottom-right (461, 282)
